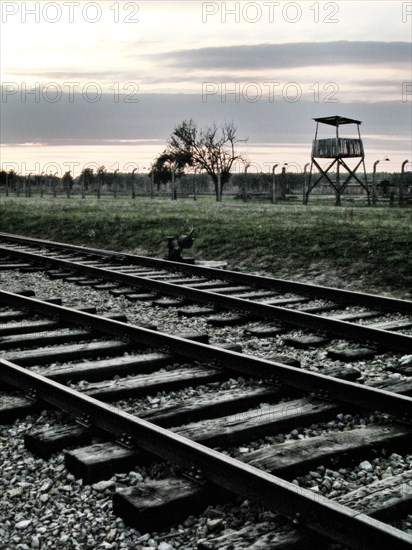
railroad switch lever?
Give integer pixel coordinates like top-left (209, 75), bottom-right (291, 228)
top-left (165, 229), bottom-right (195, 264)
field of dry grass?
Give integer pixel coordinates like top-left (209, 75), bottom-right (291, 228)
top-left (1, 196), bottom-right (410, 297)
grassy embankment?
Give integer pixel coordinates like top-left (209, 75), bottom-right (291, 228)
top-left (0, 196), bottom-right (411, 296)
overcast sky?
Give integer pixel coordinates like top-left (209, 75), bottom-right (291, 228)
top-left (1, 0), bottom-right (411, 175)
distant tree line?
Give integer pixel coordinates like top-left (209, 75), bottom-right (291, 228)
top-left (1, 167), bottom-right (410, 203)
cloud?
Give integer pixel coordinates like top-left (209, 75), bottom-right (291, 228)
top-left (1, 89), bottom-right (410, 148)
top-left (159, 41), bottom-right (411, 70)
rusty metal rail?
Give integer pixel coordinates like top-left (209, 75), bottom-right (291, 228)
top-left (1, 246), bottom-right (411, 354)
top-left (1, 357), bottom-right (411, 550)
top-left (0, 232), bottom-right (410, 314)
top-left (1, 291), bottom-right (411, 420)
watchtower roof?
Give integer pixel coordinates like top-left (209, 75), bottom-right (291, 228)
top-left (313, 116), bottom-right (362, 126)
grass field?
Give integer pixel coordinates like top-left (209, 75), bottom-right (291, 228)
top-left (0, 196), bottom-right (411, 297)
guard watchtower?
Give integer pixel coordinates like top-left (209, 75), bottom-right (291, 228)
top-left (304, 116), bottom-right (369, 205)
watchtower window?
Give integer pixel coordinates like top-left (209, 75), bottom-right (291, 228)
top-left (312, 116), bottom-right (364, 159)
top-left (312, 137), bottom-right (364, 158)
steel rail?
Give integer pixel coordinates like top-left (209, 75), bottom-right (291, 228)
top-left (0, 291), bottom-right (410, 420)
top-left (0, 358), bottom-right (410, 550)
top-left (0, 232), bottom-right (410, 314)
top-left (1, 248), bottom-right (411, 354)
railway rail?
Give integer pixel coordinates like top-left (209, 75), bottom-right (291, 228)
top-left (1, 284), bottom-right (412, 549)
top-left (0, 232), bottom-right (411, 358)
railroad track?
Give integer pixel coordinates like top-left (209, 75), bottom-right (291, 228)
top-left (1, 274), bottom-right (411, 548)
top-left (0, 232), bottom-right (411, 357)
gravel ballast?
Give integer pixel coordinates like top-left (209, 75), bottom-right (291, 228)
top-left (1, 268), bottom-right (411, 548)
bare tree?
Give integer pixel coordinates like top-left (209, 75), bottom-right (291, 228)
top-left (155, 119), bottom-right (247, 201)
